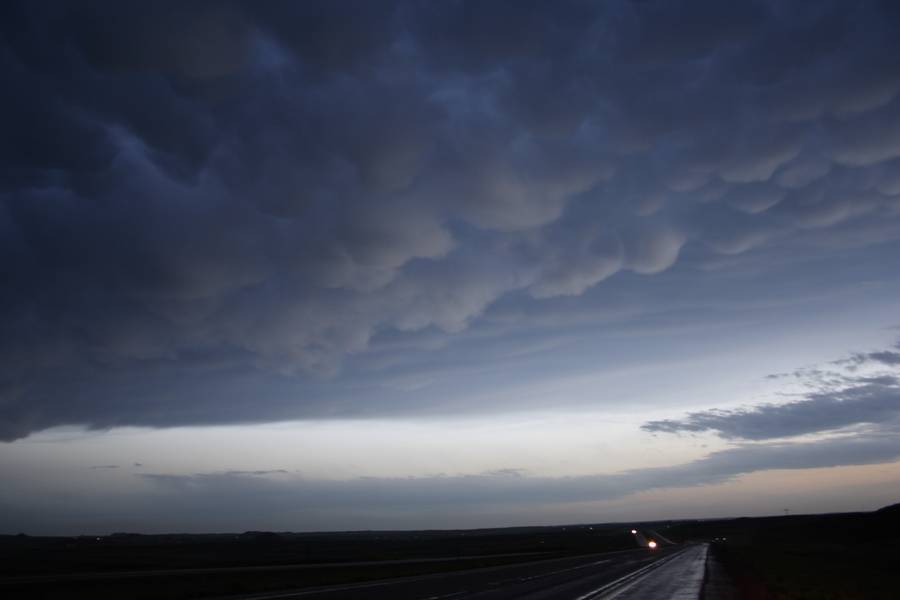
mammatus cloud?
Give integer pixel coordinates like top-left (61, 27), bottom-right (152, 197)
top-left (4, 1), bottom-right (900, 439)
top-left (643, 343), bottom-right (900, 440)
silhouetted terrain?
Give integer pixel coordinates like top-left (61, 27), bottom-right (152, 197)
top-left (0, 524), bottom-right (640, 599)
top-left (2, 505), bottom-right (898, 598)
top-left (674, 503), bottom-right (900, 599)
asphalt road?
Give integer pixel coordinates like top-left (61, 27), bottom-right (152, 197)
top-left (227, 544), bottom-right (709, 600)
top-left (0, 552), bottom-right (549, 585)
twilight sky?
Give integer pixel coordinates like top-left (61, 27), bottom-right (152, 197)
top-left (2, 0), bottom-right (900, 535)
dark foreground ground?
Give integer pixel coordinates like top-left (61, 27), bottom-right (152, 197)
top-left (680, 503), bottom-right (900, 599)
top-left (2, 503), bottom-right (898, 599)
top-left (0, 524), bottom-right (649, 599)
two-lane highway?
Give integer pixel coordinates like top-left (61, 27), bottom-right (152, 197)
top-left (227, 544), bottom-right (709, 600)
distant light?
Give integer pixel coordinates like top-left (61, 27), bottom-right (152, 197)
top-left (648, 540), bottom-right (658, 549)
top-left (631, 529), bottom-right (637, 534)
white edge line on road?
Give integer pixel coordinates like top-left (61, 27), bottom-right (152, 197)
top-left (572, 547), bottom-right (689, 600)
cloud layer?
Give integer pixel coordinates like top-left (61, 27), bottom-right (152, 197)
top-left (141, 431), bottom-right (900, 513)
top-left (8, 425), bottom-right (899, 534)
top-left (4, 1), bottom-right (900, 439)
top-left (643, 342), bottom-right (900, 440)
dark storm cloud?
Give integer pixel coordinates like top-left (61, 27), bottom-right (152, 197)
top-left (643, 343), bottom-right (900, 439)
top-left (842, 349), bottom-right (900, 368)
top-left (4, 0), bottom-right (900, 439)
top-left (642, 379), bottom-right (900, 439)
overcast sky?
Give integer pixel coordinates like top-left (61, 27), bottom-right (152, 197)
top-left (2, 0), bottom-right (900, 535)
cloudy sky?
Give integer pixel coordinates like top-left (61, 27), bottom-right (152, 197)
top-left (3, 0), bottom-right (900, 535)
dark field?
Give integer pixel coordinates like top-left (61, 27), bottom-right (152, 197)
top-left (674, 503), bottom-right (900, 599)
top-left (3, 504), bottom-right (898, 599)
top-left (0, 524), bottom-right (642, 599)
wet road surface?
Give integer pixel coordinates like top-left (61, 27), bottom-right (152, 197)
top-left (227, 544), bottom-right (709, 600)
